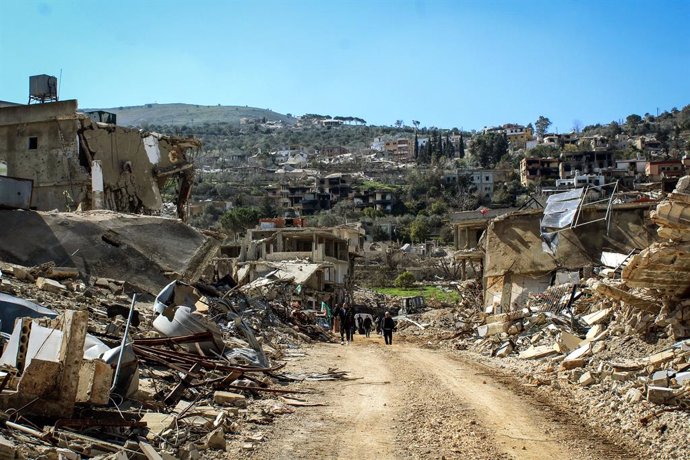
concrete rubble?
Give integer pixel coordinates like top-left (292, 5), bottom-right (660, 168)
top-left (395, 179), bottom-right (690, 459)
top-left (0, 210), bottom-right (346, 459)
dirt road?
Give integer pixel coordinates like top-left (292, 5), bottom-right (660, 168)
top-left (239, 335), bottom-right (639, 460)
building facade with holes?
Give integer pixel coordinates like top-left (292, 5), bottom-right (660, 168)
top-left (0, 99), bottom-right (200, 218)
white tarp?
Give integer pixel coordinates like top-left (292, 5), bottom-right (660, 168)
top-left (541, 188), bottom-right (584, 229)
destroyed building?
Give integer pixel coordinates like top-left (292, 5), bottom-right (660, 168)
top-left (235, 227), bottom-right (356, 308)
top-left (0, 99), bottom-right (200, 219)
top-left (482, 202), bottom-right (658, 312)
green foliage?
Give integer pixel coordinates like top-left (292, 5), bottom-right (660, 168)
top-left (535, 115), bottom-right (552, 137)
top-left (362, 207), bottom-right (385, 219)
top-left (219, 207), bottom-right (260, 237)
top-left (471, 132), bottom-right (509, 168)
top-left (528, 144), bottom-right (560, 158)
top-left (410, 216), bottom-right (430, 243)
top-left (430, 200), bottom-right (447, 215)
top-left (360, 180), bottom-right (397, 192)
top-left (394, 271), bottom-right (416, 289)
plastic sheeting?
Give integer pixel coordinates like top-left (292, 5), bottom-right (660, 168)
top-left (541, 188), bottom-right (584, 230)
top-left (0, 293), bottom-right (57, 333)
top-left (541, 188), bottom-right (584, 253)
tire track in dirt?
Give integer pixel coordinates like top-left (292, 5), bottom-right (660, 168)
top-left (242, 339), bottom-right (640, 459)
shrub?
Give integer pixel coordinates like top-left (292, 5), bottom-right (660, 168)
top-left (394, 271), bottom-right (415, 289)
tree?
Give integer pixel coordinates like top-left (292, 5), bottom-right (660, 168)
top-left (220, 207), bottom-right (260, 238)
top-left (395, 120), bottom-right (404, 129)
top-left (414, 132), bottom-right (419, 159)
top-left (410, 216), bottom-right (430, 243)
top-left (471, 133), bottom-right (508, 168)
top-left (535, 116), bottom-right (552, 137)
top-left (458, 133), bottom-right (465, 158)
top-left (412, 120), bottom-right (420, 130)
top-left (625, 114), bottom-right (642, 134)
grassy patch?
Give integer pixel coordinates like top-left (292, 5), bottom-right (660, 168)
top-left (372, 286), bottom-right (460, 304)
top-left (0, 163), bottom-right (6, 176)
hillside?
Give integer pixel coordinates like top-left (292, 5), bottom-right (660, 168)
top-left (83, 103), bottom-right (295, 128)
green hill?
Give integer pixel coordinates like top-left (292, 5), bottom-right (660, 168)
top-left (83, 103), bottom-right (295, 128)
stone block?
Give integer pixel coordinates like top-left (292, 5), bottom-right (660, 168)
top-left (625, 388), bottom-right (643, 403)
top-left (203, 427), bottom-right (226, 450)
top-left (557, 331), bottom-right (583, 352)
top-left (646, 385), bottom-right (675, 404)
top-left (579, 371), bottom-right (595, 386)
top-left (76, 359), bottom-right (113, 405)
top-left (519, 344), bottom-right (558, 360)
top-left (560, 358), bottom-right (586, 370)
top-left (36, 277), bottom-right (67, 293)
top-left (213, 391), bottom-right (247, 408)
top-left (141, 413), bottom-right (175, 440)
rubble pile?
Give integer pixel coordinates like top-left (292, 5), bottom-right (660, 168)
top-left (468, 278), bottom-right (689, 405)
top-left (0, 256), bottom-right (339, 459)
top-left (396, 280), bottom-right (485, 344)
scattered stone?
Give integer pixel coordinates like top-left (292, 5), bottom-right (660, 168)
top-left (36, 276), bottom-right (67, 293)
top-left (213, 391), bottom-right (247, 408)
top-left (579, 371), bottom-right (596, 386)
top-left (203, 427), bottom-right (226, 450)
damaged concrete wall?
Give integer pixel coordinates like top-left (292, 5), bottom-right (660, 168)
top-left (0, 210), bottom-right (219, 295)
top-left (0, 100), bottom-right (90, 211)
top-left (0, 100), bottom-right (199, 218)
top-left (484, 205), bottom-right (658, 311)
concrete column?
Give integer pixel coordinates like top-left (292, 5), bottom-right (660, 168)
top-left (91, 160), bottom-right (104, 209)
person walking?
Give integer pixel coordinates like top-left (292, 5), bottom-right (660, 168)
top-left (337, 305), bottom-right (348, 344)
top-left (338, 304), bottom-right (355, 344)
top-left (346, 305), bottom-right (355, 343)
top-left (363, 315), bottom-right (372, 338)
top-left (382, 311), bottom-right (396, 345)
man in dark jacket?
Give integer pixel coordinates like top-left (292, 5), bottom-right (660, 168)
top-left (338, 304), bottom-right (355, 344)
top-left (363, 315), bottom-right (372, 338)
top-left (382, 311), bottom-right (396, 345)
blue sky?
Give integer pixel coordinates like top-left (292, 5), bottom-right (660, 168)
top-left (1, 0), bottom-right (688, 132)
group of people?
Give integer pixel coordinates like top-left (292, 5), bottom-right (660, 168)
top-left (335, 304), bottom-right (396, 345)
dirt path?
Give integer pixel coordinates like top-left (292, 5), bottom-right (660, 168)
top-left (239, 336), bottom-right (639, 460)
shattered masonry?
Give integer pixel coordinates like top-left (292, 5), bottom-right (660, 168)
top-left (0, 99), bottom-right (200, 219)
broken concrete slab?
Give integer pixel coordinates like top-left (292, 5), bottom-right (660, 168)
top-left (519, 344), bottom-right (559, 360)
top-left (646, 385), bottom-right (676, 404)
top-left (477, 321), bottom-right (511, 337)
top-left (141, 413), bottom-right (175, 441)
top-left (625, 388), bottom-right (643, 403)
top-left (557, 331), bottom-right (583, 352)
top-left (495, 342), bottom-right (513, 358)
top-left (36, 277), bottom-right (67, 293)
top-left (202, 427), bottom-right (226, 450)
top-left (648, 349), bottom-right (675, 366)
top-left (0, 210), bottom-right (220, 295)
top-left (581, 308), bottom-right (613, 326)
top-left (564, 342), bottom-right (593, 362)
